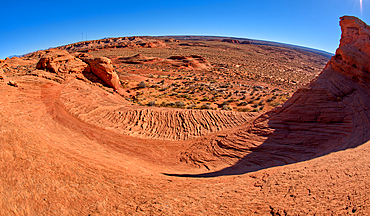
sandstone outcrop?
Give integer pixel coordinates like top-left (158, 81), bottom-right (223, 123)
top-left (180, 16), bottom-right (370, 174)
top-left (80, 57), bottom-right (121, 90)
top-left (36, 50), bottom-right (121, 90)
top-left (36, 50), bottom-right (88, 74)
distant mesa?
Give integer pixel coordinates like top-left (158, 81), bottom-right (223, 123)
top-left (241, 40), bottom-right (251, 44)
top-left (60, 36), bottom-right (167, 53)
top-left (222, 39), bottom-right (240, 44)
top-left (119, 54), bottom-right (211, 70)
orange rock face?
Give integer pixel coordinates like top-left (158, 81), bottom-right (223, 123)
top-left (36, 50), bottom-right (88, 74)
top-left (330, 16), bottom-right (370, 80)
top-left (80, 56), bottom-right (121, 90)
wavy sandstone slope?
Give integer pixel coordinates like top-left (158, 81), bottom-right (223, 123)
top-left (179, 16), bottom-right (370, 175)
top-left (59, 80), bottom-right (257, 140)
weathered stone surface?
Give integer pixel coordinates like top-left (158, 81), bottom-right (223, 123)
top-left (36, 50), bottom-right (88, 74)
top-left (80, 57), bottom-right (121, 90)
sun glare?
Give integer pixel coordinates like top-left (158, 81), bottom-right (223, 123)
top-left (360, 0), bottom-right (363, 14)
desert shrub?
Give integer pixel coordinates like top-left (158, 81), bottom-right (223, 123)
top-left (201, 96), bottom-right (209, 101)
top-left (222, 105), bottom-right (231, 111)
top-left (270, 102), bottom-right (281, 107)
top-left (237, 108), bottom-right (251, 112)
top-left (187, 104), bottom-right (197, 109)
top-left (147, 101), bottom-right (156, 106)
top-left (238, 102), bottom-right (248, 106)
top-left (201, 104), bottom-right (211, 110)
top-left (138, 81), bottom-right (146, 88)
top-left (175, 101), bottom-right (185, 108)
top-left (178, 93), bottom-right (190, 99)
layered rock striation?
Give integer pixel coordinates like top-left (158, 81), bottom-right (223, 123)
top-left (59, 80), bottom-right (257, 141)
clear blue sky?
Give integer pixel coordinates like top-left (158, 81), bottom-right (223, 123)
top-left (1, 0), bottom-right (369, 59)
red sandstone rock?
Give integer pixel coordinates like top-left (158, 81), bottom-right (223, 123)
top-left (36, 50), bottom-right (88, 74)
top-left (329, 16), bottom-right (370, 78)
top-left (80, 57), bottom-right (121, 90)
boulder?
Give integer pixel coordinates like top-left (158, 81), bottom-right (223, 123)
top-left (7, 80), bottom-right (18, 87)
top-left (80, 57), bottom-right (120, 90)
top-left (36, 50), bottom-right (88, 74)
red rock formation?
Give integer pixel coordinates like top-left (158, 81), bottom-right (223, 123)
top-left (180, 16), bottom-right (370, 173)
top-left (36, 50), bottom-right (88, 75)
top-left (80, 57), bottom-right (121, 90)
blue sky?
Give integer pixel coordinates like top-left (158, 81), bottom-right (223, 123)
top-left (1, 0), bottom-right (368, 59)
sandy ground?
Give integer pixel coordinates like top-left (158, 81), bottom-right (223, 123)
top-left (0, 76), bottom-right (369, 215)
